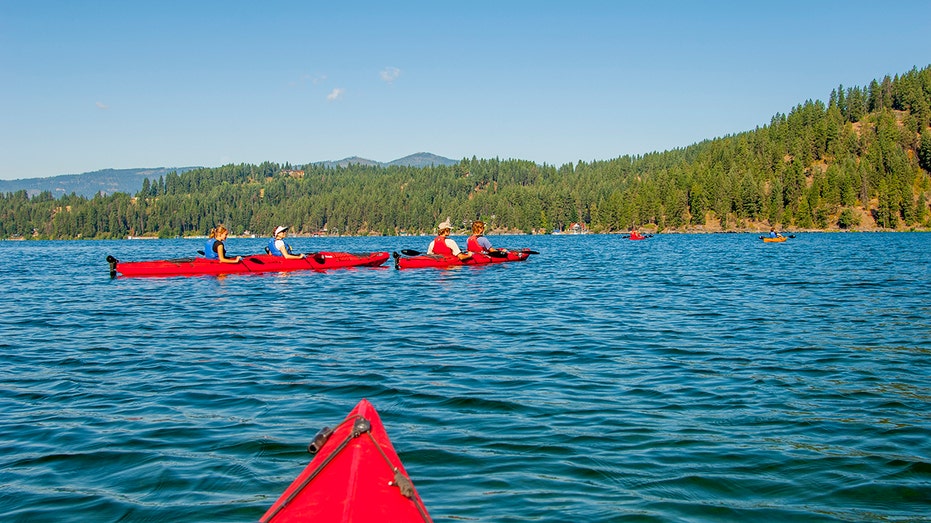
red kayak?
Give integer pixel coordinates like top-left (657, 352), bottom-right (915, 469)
top-left (107, 252), bottom-right (389, 277)
top-left (261, 399), bottom-right (432, 523)
top-left (393, 249), bottom-right (534, 269)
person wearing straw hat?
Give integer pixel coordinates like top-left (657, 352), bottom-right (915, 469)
top-left (268, 226), bottom-right (306, 259)
top-left (427, 218), bottom-right (472, 261)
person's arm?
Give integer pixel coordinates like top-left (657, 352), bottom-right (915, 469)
top-left (426, 239), bottom-right (436, 255)
top-left (217, 242), bottom-right (242, 263)
top-left (280, 241), bottom-right (305, 259)
top-left (448, 239), bottom-right (472, 260)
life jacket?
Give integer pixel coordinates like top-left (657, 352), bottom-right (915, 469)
top-left (268, 238), bottom-right (293, 257)
top-left (204, 238), bottom-right (219, 260)
top-left (430, 235), bottom-right (453, 255)
top-left (467, 235), bottom-right (485, 252)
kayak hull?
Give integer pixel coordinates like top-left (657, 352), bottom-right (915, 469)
top-left (107, 252), bottom-right (389, 277)
top-left (261, 398), bottom-right (432, 523)
top-left (393, 250), bottom-right (531, 269)
top-left (762, 237), bottom-right (787, 243)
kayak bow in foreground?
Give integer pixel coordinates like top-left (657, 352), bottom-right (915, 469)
top-left (106, 252), bottom-right (389, 277)
top-left (261, 398), bottom-right (432, 523)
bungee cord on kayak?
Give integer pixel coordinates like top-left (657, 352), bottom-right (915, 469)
top-left (260, 399), bottom-right (433, 523)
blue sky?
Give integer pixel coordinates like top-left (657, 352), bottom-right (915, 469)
top-left (2, 1), bottom-right (929, 180)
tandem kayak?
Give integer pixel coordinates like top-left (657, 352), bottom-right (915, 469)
top-left (392, 249), bottom-right (535, 269)
top-left (106, 252), bottom-right (389, 277)
top-left (260, 399), bottom-right (432, 523)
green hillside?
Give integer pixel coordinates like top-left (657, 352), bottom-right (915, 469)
top-left (2, 66), bottom-right (930, 240)
top-left (0, 168), bottom-right (200, 199)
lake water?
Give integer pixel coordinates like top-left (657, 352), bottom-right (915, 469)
top-left (1, 233), bottom-right (929, 522)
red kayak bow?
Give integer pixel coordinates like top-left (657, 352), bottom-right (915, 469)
top-left (261, 399), bottom-right (432, 523)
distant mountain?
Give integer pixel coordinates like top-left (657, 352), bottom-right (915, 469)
top-left (386, 152), bottom-right (458, 168)
top-left (1, 153), bottom-right (458, 198)
top-left (0, 167), bottom-right (200, 198)
top-left (316, 152), bottom-right (457, 169)
top-left (315, 156), bottom-right (383, 168)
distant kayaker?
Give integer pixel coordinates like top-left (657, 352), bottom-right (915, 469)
top-left (629, 228), bottom-right (645, 240)
top-left (427, 218), bottom-right (472, 260)
top-left (268, 226), bottom-right (306, 259)
top-left (204, 225), bottom-right (242, 263)
top-left (769, 227), bottom-right (783, 239)
top-left (466, 220), bottom-right (503, 254)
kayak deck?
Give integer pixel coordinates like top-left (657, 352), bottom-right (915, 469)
top-left (261, 399), bottom-right (432, 523)
top-left (393, 249), bottom-right (532, 269)
top-left (107, 252), bottom-right (389, 277)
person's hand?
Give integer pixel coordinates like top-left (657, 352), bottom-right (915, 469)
top-left (300, 253), bottom-right (307, 259)
top-left (236, 256), bottom-right (243, 262)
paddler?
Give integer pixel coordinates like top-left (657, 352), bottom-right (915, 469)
top-left (427, 218), bottom-right (472, 260)
top-left (466, 220), bottom-right (504, 254)
top-left (268, 226), bottom-right (306, 259)
top-left (204, 225), bottom-right (242, 263)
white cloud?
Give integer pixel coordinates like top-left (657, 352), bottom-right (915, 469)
top-left (327, 88), bottom-right (345, 101)
top-left (308, 74), bottom-right (327, 85)
top-left (95, 101), bottom-right (109, 110)
top-left (380, 67), bottom-right (401, 84)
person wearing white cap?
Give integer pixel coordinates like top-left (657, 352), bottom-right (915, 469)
top-left (268, 226), bottom-right (306, 259)
top-left (426, 218), bottom-right (472, 261)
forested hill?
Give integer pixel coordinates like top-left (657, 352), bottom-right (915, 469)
top-left (2, 65), bottom-right (930, 239)
top-left (0, 167), bottom-right (200, 199)
top-left (0, 153), bottom-right (457, 198)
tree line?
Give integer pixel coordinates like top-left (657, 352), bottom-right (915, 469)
top-left (3, 65), bottom-right (931, 240)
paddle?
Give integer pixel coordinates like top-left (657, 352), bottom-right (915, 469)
top-left (107, 255), bottom-right (118, 278)
top-left (758, 234), bottom-right (796, 239)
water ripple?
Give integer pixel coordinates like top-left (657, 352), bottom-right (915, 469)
top-left (1, 234), bottom-right (929, 521)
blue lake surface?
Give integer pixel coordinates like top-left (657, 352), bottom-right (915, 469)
top-left (1, 233), bottom-right (929, 522)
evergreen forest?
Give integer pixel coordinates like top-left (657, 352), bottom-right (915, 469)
top-left (3, 65), bottom-right (931, 240)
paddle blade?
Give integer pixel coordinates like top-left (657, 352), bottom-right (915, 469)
top-left (401, 249), bottom-right (422, 256)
